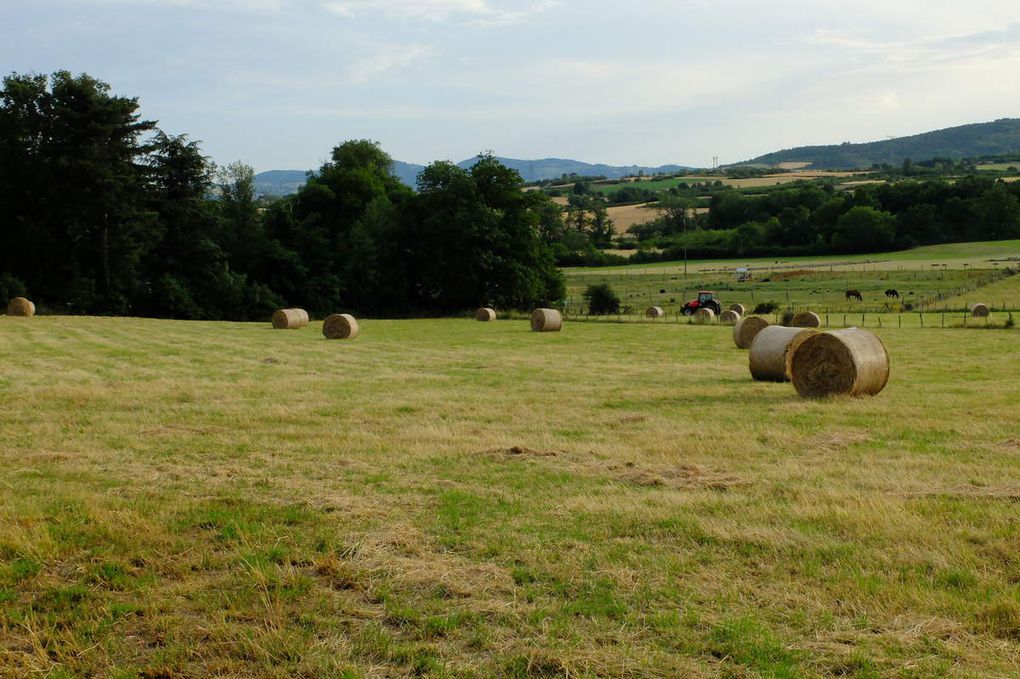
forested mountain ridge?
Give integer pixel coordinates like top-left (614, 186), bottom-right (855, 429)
top-left (744, 118), bottom-right (1020, 169)
top-left (255, 158), bottom-right (689, 195)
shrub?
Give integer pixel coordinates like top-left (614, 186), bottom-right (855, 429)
top-left (584, 283), bottom-right (620, 315)
top-left (753, 301), bottom-right (779, 314)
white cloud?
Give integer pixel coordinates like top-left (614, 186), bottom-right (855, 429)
top-left (322, 0), bottom-right (554, 26)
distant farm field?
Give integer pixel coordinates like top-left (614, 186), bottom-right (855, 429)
top-left (2, 316), bottom-right (1019, 677)
top-left (563, 240), bottom-right (1020, 317)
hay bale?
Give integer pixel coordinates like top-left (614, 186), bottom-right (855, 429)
top-left (272, 308), bottom-right (303, 329)
top-left (790, 328), bottom-right (889, 398)
top-left (791, 311), bottom-right (820, 328)
top-left (293, 308), bottom-right (310, 327)
top-left (970, 303), bottom-right (990, 318)
top-left (729, 303), bottom-right (746, 316)
top-left (530, 308), bottom-right (563, 332)
top-left (475, 307), bottom-right (497, 322)
top-left (693, 308), bottom-right (715, 324)
top-left (322, 313), bottom-right (359, 340)
top-left (645, 306), bottom-right (664, 319)
top-left (6, 297), bottom-right (35, 317)
top-left (748, 326), bottom-right (818, 382)
top-left (719, 309), bottom-right (741, 325)
top-left (732, 316), bottom-right (769, 349)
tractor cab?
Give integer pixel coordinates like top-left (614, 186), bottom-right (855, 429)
top-left (682, 290), bottom-right (722, 316)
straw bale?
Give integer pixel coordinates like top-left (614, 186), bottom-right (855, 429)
top-left (530, 308), bottom-right (563, 332)
top-left (748, 326), bottom-right (818, 382)
top-left (272, 309), bottom-right (303, 329)
top-left (790, 328), bottom-right (889, 397)
top-left (733, 316), bottom-right (769, 349)
top-left (693, 308), bottom-right (715, 324)
top-left (791, 311), bottom-right (821, 328)
top-left (6, 297), bottom-right (35, 317)
top-left (720, 310), bottom-right (741, 325)
top-left (323, 313), bottom-right (360, 340)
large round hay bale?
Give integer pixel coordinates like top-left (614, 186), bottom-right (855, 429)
top-left (729, 303), bottom-right (746, 316)
top-left (475, 307), bottom-right (496, 322)
top-left (733, 316), bottom-right (769, 349)
top-left (970, 303), bottom-right (990, 318)
top-left (645, 306), bottom-right (664, 319)
top-left (293, 308), bottom-right (310, 327)
top-left (272, 308), bottom-right (303, 329)
top-left (322, 313), bottom-right (359, 340)
top-left (6, 297), bottom-right (35, 317)
top-left (790, 328), bottom-right (889, 398)
top-left (693, 308), bottom-right (715, 324)
top-left (748, 326), bottom-right (818, 382)
top-left (791, 311), bottom-right (820, 328)
top-left (530, 308), bottom-right (562, 332)
top-left (720, 309), bottom-right (741, 325)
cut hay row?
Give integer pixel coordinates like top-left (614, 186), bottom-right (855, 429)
top-left (732, 316), bottom-right (769, 349)
top-left (790, 328), bottom-right (889, 397)
top-left (323, 313), bottom-right (359, 340)
top-left (531, 308), bottom-right (563, 332)
top-left (748, 326), bottom-right (817, 382)
top-left (6, 297), bottom-right (35, 317)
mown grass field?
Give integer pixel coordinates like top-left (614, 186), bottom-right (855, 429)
top-left (2, 316), bottom-right (1019, 677)
top-left (569, 240), bottom-right (1020, 275)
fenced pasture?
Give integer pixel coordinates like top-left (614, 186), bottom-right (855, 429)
top-left (1, 316), bottom-right (1019, 677)
top-left (565, 240), bottom-right (1020, 317)
top-left (564, 266), bottom-right (1013, 317)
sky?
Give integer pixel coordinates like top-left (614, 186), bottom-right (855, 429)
top-left (3, 1), bottom-right (1020, 172)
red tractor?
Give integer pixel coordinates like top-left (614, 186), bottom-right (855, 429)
top-left (681, 290), bottom-right (722, 316)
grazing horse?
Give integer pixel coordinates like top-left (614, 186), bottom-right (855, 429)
top-left (885, 289), bottom-right (900, 298)
top-left (845, 289), bottom-right (863, 302)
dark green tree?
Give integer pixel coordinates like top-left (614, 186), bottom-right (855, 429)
top-left (583, 282), bottom-right (620, 315)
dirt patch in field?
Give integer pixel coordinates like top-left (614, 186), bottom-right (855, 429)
top-left (483, 446), bottom-right (743, 490)
top-left (613, 462), bottom-right (745, 490)
top-left (905, 484), bottom-right (1020, 502)
top-left (489, 445), bottom-right (559, 458)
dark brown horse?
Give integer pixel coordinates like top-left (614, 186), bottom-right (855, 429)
top-left (845, 289), bottom-right (862, 301)
top-left (884, 289), bottom-right (899, 298)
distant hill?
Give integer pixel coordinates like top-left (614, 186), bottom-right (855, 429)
top-left (254, 157), bottom-right (690, 195)
top-left (744, 118), bottom-right (1020, 169)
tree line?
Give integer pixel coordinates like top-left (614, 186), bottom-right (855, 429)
top-left (624, 178), bottom-right (1020, 263)
top-left (0, 72), bottom-right (567, 318)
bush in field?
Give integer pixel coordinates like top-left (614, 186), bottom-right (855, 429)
top-left (584, 283), bottom-right (620, 315)
top-left (754, 301), bottom-right (779, 314)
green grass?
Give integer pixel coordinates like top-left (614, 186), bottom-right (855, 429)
top-left (2, 316), bottom-right (1020, 676)
top-left (564, 240), bottom-right (1020, 316)
top-left (567, 239), bottom-right (1020, 274)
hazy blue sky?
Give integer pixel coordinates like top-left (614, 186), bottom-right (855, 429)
top-left (4, 1), bottom-right (1019, 171)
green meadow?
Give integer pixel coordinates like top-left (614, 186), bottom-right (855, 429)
top-left (2, 315), bottom-right (1019, 677)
